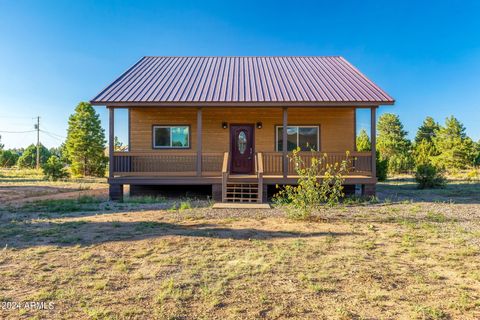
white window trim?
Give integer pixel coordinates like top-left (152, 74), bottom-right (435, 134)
top-left (153, 125), bottom-right (190, 149)
top-left (275, 125), bottom-right (320, 152)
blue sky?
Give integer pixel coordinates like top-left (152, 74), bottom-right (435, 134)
top-left (0, 0), bottom-right (479, 148)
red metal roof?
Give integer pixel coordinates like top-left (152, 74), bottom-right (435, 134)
top-left (91, 56), bottom-right (394, 105)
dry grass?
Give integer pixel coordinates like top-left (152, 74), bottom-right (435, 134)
top-left (0, 172), bottom-right (480, 319)
top-left (0, 168), bottom-right (107, 204)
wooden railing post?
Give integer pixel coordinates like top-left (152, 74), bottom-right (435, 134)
top-left (282, 107), bottom-right (288, 178)
top-left (371, 106), bottom-right (377, 178)
top-left (257, 152), bottom-right (264, 203)
top-left (221, 152), bottom-right (229, 202)
top-left (196, 107), bottom-right (202, 176)
top-left (108, 107), bottom-right (114, 178)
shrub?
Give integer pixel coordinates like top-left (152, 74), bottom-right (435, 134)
top-left (414, 163), bottom-right (446, 189)
top-left (0, 150), bottom-right (19, 167)
top-left (42, 156), bottom-right (69, 181)
top-left (273, 148), bottom-right (349, 220)
top-left (17, 144), bottom-right (51, 168)
top-left (376, 151), bottom-right (388, 182)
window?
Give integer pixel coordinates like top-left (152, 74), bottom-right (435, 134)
top-left (276, 126), bottom-right (319, 151)
top-left (153, 126), bottom-right (190, 148)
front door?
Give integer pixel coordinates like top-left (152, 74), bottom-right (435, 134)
top-left (230, 124), bottom-right (254, 174)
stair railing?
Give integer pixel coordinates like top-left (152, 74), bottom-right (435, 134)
top-left (256, 152), bottom-right (264, 203)
top-left (221, 152), bottom-right (229, 202)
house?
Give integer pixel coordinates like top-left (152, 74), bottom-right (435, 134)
top-left (90, 56), bottom-right (394, 203)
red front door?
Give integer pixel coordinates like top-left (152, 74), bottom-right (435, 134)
top-left (230, 124), bottom-right (254, 174)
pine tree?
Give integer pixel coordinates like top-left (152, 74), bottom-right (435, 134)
top-left (17, 144), bottom-right (51, 168)
top-left (65, 102), bottom-right (107, 177)
top-left (377, 113), bottom-right (413, 174)
top-left (432, 116), bottom-right (476, 170)
top-left (415, 116), bottom-right (439, 144)
top-left (356, 129), bottom-right (371, 152)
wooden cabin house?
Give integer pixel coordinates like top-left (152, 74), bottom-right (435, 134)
top-left (91, 56), bottom-right (394, 203)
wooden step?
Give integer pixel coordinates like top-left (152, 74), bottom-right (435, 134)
top-left (222, 177), bottom-right (263, 203)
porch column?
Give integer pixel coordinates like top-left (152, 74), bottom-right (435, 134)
top-left (282, 107), bottom-right (288, 178)
top-left (370, 106), bottom-right (377, 178)
top-left (108, 107), bottom-right (114, 178)
top-left (196, 107), bottom-right (202, 176)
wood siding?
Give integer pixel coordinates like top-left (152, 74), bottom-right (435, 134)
top-left (129, 107), bottom-right (355, 153)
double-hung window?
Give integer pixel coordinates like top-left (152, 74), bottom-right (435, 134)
top-left (276, 125), bottom-right (320, 151)
top-left (153, 126), bottom-right (190, 148)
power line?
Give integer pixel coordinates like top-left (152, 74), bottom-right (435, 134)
top-left (40, 129), bottom-right (66, 139)
top-left (0, 130), bottom-right (36, 133)
top-left (0, 115), bottom-right (37, 119)
top-left (41, 131), bottom-right (64, 142)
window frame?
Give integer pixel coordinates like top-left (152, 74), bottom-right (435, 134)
top-left (275, 125), bottom-right (320, 152)
top-left (152, 125), bottom-right (191, 149)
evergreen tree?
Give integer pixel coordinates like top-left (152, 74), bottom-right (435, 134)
top-left (65, 102), bottom-right (107, 177)
top-left (432, 116), bottom-right (476, 170)
top-left (0, 150), bottom-right (19, 167)
top-left (17, 144), bottom-right (51, 168)
top-left (475, 140), bottom-right (480, 166)
top-left (0, 135), bottom-right (4, 150)
top-left (377, 113), bottom-right (413, 174)
top-left (414, 139), bottom-right (437, 166)
top-left (356, 129), bottom-right (371, 152)
top-left (415, 116), bottom-right (439, 144)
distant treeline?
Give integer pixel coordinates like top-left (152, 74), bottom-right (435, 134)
top-left (0, 102), bottom-right (107, 179)
top-left (356, 114), bottom-right (480, 182)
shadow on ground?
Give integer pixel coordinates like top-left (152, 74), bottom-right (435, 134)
top-left (0, 220), bottom-right (354, 248)
top-left (377, 181), bottom-right (480, 204)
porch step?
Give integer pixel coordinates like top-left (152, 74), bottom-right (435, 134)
top-left (213, 203), bottom-right (271, 209)
top-left (223, 181), bottom-right (262, 203)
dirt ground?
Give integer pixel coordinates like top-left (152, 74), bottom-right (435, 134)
top-left (0, 170), bottom-right (479, 319)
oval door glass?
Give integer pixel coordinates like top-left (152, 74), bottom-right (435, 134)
top-left (238, 131), bottom-right (247, 154)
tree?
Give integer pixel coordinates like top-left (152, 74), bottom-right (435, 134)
top-left (376, 113), bottom-right (413, 174)
top-left (0, 134), bottom-right (4, 150)
top-left (0, 150), bottom-right (19, 167)
top-left (475, 140), bottom-right (480, 166)
top-left (65, 102), bottom-right (107, 177)
top-left (114, 136), bottom-right (128, 152)
top-left (356, 129), bottom-right (371, 152)
top-left (42, 155), bottom-right (69, 181)
top-left (17, 144), bottom-right (51, 168)
top-left (415, 116), bottom-right (440, 144)
top-left (432, 116), bottom-right (476, 170)
top-left (414, 139), bottom-right (437, 166)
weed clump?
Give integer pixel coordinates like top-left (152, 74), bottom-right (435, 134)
top-left (273, 148), bottom-right (349, 220)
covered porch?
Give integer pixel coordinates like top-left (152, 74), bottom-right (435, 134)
top-left (107, 106), bottom-right (378, 203)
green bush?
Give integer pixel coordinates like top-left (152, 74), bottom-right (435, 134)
top-left (0, 150), bottom-right (19, 167)
top-left (42, 156), bottom-right (69, 181)
top-left (376, 152), bottom-right (388, 182)
top-left (17, 144), bottom-right (51, 168)
top-left (273, 148), bottom-right (349, 220)
top-left (414, 163), bottom-right (446, 189)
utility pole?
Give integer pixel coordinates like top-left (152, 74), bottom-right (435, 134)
top-left (35, 116), bottom-right (40, 169)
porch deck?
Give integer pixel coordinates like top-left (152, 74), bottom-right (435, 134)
top-left (111, 151), bottom-right (373, 180)
top-left (110, 151), bottom-right (375, 202)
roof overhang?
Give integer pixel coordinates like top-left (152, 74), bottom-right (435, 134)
top-left (91, 101), bottom-right (394, 108)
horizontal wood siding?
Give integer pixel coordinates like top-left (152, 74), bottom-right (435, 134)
top-left (129, 107), bottom-right (354, 153)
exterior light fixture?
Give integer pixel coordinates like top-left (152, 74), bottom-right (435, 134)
top-left (256, 122), bottom-right (263, 129)
top-left (222, 122), bottom-right (228, 129)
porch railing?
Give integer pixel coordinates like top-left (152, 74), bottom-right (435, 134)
top-left (262, 151), bottom-right (372, 176)
top-left (112, 152), bottom-right (224, 176)
top-left (112, 151), bottom-right (372, 177)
